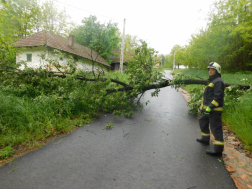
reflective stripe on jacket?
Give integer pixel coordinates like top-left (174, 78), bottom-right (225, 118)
top-left (200, 74), bottom-right (224, 111)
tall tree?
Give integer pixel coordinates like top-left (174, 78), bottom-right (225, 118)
top-left (72, 15), bottom-right (121, 64)
top-left (0, 0), bottom-right (74, 38)
top-left (0, 0), bottom-right (40, 38)
top-left (36, 0), bottom-right (75, 36)
top-left (170, 0), bottom-right (252, 72)
top-left (0, 0), bottom-right (40, 70)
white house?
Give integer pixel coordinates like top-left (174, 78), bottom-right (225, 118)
top-left (15, 30), bottom-right (111, 72)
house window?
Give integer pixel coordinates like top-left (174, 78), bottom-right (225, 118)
top-left (26, 54), bottom-right (32, 62)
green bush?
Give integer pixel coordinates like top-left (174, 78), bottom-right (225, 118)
top-left (0, 70), bottom-right (132, 148)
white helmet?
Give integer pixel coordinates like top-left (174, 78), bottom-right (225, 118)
top-left (207, 62), bottom-right (221, 74)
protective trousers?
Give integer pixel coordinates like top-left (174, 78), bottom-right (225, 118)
top-left (199, 111), bottom-right (224, 152)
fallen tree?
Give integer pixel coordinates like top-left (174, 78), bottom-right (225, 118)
top-left (1, 66), bottom-right (250, 95)
top-left (0, 40), bottom-right (250, 121)
top-left (104, 78), bottom-right (251, 93)
top-left (174, 79), bottom-right (251, 89)
top-left (0, 40), bottom-right (251, 155)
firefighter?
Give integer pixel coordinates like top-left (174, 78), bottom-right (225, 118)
top-left (196, 62), bottom-right (224, 156)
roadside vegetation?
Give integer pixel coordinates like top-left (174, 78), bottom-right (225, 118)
top-left (0, 40), bottom-right (163, 160)
top-left (173, 68), bottom-right (252, 152)
top-left (0, 70), bottom-right (128, 158)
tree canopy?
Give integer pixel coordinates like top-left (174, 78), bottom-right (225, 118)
top-left (169, 0), bottom-right (252, 72)
top-left (0, 0), bottom-right (73, 38)
top-left (72, 15), bottom-right (121, 64)
top-left (36, 0), bottom-right (75, 36)
top-left (124, 34), bottom-right (139, 52)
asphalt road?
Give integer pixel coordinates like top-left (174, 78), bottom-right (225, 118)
top-left (0, 71), bottom-right (236, 189)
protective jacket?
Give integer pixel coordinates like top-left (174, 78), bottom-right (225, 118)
top-left (200, 73), bottom-right (224, 111)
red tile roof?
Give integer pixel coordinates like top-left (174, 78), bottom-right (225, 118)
top-left (15, 30), bottom-right (110, 67)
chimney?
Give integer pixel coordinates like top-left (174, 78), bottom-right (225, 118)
top-left (68, 35), bottom-right (75, 48)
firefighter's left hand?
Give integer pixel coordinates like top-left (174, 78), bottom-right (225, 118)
top-left (205, 107), bottom-right (211, 116)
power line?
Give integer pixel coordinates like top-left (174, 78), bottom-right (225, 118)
top-left (51, 0), bottom-right (123, 22)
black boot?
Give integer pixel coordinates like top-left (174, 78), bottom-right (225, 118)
top-left (206, 145), bottom-right (223, 156)
top-left (206, 150), bottom-right (222, 156)
top-left (196, 137), bottom-right (209, 145)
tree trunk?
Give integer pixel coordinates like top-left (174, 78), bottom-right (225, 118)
top-left (106, 78), bottom-right (250, 94)
top-left (174, 79), bottom-right (250, 89)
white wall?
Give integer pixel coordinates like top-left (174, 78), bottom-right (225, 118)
top-left (16, 46), bottom-right (49, 69)
top-left (76, 58), bottom-right (108, 72)
top-left (16, 46), bottom-right (109, 72)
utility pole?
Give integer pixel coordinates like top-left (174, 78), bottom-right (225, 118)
top-left (120, 19), bottom-right (126, 73)
top-left (173, 51), bottom-right (176, 72)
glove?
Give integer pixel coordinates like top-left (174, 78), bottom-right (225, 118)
top-left (205, 107), bottom-right (211, 116)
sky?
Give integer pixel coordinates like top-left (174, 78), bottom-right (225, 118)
top-left (46, 0), bottom-right (217, 55)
